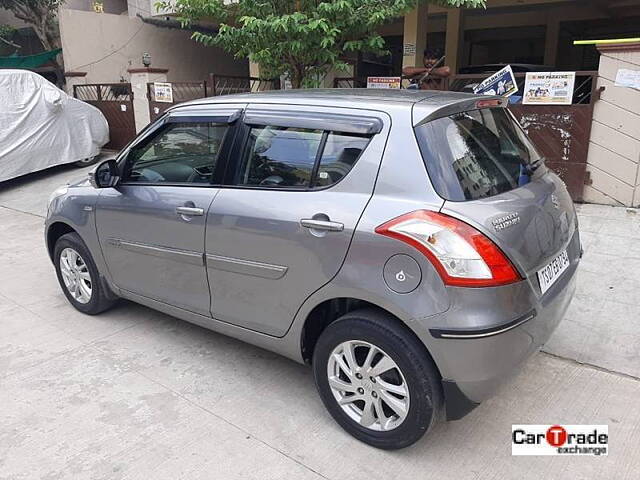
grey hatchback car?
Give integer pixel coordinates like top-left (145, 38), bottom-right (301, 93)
top-left (46, 89), bottom-right (580, 449)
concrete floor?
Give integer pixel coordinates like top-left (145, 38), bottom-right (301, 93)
top-left (1, 163), bottom-right (639, 479)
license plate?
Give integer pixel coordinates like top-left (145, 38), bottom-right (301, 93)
top-left (537, 250), bottom-right (570, 294)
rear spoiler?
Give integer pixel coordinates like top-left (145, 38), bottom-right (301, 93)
top-left (413, 95), bottom-right (507, 127)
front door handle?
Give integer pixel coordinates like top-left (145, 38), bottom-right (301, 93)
top-left (176, 206), bottom-right (204, 216)
top-left (300, 218), bottom-right (344, 232)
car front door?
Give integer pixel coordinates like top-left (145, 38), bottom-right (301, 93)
top-left (96, 106), bottom-right (243, 316)
top-left (205, 104), bottom-right (390, 336)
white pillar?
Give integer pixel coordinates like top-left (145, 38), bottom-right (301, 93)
top-left (445, 8), bottom-right (463, 74)
top-left (127, 67), bottom-right (168, 132)
top-left (402, 4), bottom-right (429, 73)
top-left (64, 71), bottom-right (87, 96)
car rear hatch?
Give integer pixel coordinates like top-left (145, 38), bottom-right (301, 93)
top-left (413, 98), bottom-right (579, 294)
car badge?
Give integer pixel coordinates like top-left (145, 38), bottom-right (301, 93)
top-left (492, 212), bottom-right (520, 232)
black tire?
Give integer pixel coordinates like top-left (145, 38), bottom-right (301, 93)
top-left (74, 156), bottom-right (100, 167)
top-left (313, 308), bottom-right (443, 450)
top-left (53, 232), bottom-right (117, 315)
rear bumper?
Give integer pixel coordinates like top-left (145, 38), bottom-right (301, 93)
top-left (420, 233), bottom-right (580, 419)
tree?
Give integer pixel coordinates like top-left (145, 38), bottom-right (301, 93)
top-left (0, 0), bottom-right (65, 68)
top-left (162, 0), bottom-right (485, 88)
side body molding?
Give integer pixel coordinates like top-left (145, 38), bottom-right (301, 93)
top-left (206, 254), bottom-right (288, 280)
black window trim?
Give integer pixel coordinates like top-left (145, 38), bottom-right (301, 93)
top-left (244, 109), bottom-right (383, 135)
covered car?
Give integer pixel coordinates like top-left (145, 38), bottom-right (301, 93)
top-left (0, 69), bottom-right (109, 183)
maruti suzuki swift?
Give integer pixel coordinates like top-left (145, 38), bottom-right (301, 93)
top-left (45, 89), bottom-right (580, 449)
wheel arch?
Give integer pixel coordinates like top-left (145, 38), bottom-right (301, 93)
top-left (300, 297), bottom-right (442, 380)
top-left (46, 221), bottom-right (77, 262)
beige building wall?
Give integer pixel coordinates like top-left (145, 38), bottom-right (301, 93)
top-left (583, 44), bottom-right (640, 207)
top-left (59, 9), bottom-right (247, 85)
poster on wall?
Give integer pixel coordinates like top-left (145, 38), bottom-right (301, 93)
top-left (473, 65), bottom-right (518, 97)
top-left (614, 69), bottom-right (640, 90)
top-left (153, 82), bottom-right (173, 103)
top-left (523, 72), bottom-right (576, 105)
top-left (367, 76), bottom-right (401, 89)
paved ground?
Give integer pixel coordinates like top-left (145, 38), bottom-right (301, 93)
top-left (1, 163), bottom-right (639, 479)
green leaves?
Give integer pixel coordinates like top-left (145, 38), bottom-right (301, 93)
top-left (172, 0), bottom-right (487, 87)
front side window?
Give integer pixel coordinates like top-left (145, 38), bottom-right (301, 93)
top-left (124, 121), bottom-right (228, 184)
top-left (234, 126), bottom-right (323, 188)
top-left (414, 107), bottom-right (542, 201)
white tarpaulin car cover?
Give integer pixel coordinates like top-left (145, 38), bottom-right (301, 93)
top-left (0, 69), bottom-right (109, 182)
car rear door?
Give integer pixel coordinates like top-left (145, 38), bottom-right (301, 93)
top-left (414, 105), bottom-right (580, 296)
top-left (204, 104), bottom-right (390, 336)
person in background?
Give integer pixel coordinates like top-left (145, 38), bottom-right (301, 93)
top-left (402, 47), bottom-right (451, 90)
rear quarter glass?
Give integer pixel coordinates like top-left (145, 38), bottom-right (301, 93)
top-left (414, 107), bottom-right (543, 202)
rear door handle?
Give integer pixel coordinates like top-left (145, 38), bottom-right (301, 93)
top-left (176, 206), bottom-right (204, 216)
top-left (300, 219), bottom-right (344, 232)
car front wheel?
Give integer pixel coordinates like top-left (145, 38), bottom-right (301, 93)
top-left (313, 308), bottom-right (443, 450)
top-left (54, 232), bottom-right (116, 315)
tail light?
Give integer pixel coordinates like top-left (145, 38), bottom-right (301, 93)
top-left (375, 210), bottom-right (521, 287)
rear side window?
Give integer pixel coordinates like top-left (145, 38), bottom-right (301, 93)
top-left (315, 132), bottom-right (370, 187)
top-left (414, 108), bottom-right (542, 201)
top-left (232, 125), bottom-right (371, 189)
top-left (235, 126), bottom-right (322, 187)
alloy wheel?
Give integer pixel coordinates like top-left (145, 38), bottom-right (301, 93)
top-left (327, 340), bottom-right (410, 431)
top-left (59, 247), bottom-right (92, 304)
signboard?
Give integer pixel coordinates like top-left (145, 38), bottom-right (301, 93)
top-left (615, 69), bottom-right (640, 90)
top-left (367, 76), bottom-right (401, 89)
top-left (403, 43), bottom-right (416, 57)
top-left (473, 65), bottom-right (518, 97)
top-left (153, 82), bottom-right (173, 103)
top-left (523, 72), bottom-right (576, 105)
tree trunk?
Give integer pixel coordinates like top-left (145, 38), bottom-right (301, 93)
top-left (10, 5), bottom-right (64, 74)
top-left (290, 64), bottom-right (306, 89)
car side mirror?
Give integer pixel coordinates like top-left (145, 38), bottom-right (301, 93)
top-left (89, 159), bottom-right (120, 189)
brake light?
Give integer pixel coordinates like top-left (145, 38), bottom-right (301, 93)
top-left (375, 210), bottom-right (521, 287)
top-left (476, 99), bottom-right (503, 109)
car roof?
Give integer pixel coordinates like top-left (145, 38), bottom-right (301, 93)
top-left (178, 88), bottom-right (478, 109)
top-left (174, 88), bottom-right (503, 126)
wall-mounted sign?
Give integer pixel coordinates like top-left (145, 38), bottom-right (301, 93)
top-left (615, 69), bottom-right (640, 90)
top-left (403, 43), bottom-right (416, 57)
top-left (153, 82), bottom-right (173, 103)
top-left (367, 76), bottom-right (401, 89)
top-left (474, 65), bottom-right (518, 97)
top-left (523, 72), bottom-right (575, 105)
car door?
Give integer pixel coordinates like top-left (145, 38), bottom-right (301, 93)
top-left (205, 104), bottom-right (390, 336)
top-left (96, 106), bottom-right (243, 316)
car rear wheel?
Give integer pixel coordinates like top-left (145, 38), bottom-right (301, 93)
top-left (74, 156), bottom-right (100, 167)
top-left (54, 232), bottom-right (117, 315)
top-left (313, 308), bottom-right (443, 450)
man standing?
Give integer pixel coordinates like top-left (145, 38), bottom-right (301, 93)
top-left (402, 47), bottom-right (451, 90)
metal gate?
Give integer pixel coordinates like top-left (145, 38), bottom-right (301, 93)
top-left (509, 105), bottom-right (593, 201)
top-left (209, 74), bottom-right (278, 96)
top-left (446, 71), bottom-right (599, 202)
top-left (74, 83), bottom-right (136, 150)
top-left (147, 81), bottom-right (208, 122)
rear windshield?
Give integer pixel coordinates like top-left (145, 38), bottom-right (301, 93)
top-left (414, 107), bottom-right (542, 201)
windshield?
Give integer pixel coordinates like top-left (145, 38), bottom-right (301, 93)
top-left (414, 107), bottom-right (542, 201)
